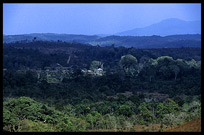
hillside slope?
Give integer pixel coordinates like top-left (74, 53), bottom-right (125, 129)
top-left (163, 118), bottom-right (201, 132)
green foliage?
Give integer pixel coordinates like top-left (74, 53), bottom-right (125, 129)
top-left (99, 85), bottom-right (109, 93)
top-left (90, 60), bottom-right (100, 70)
top-left (159, 66), bottom-right (171, 79)
top-left (156, 103), bottom-right (167, 119)
top-left (56, 117), bottom-right (74, 132)
top-left (138, 103), bottom-right (154, 123)
top-left (3, 95), bottom-right (201, 132)
top-left (118, 105), bottom-right (134, 117)
top-left (165, 99), bottom-right (180, 114)
top-left (129, 95), bottom-right (141, 106)
top-left (3, 107), bottom-right (18, 127)
top-left (185, 59), bottom-right (200, 68)
top-left (157, 56), bottom-right (174, 65)
top-left (120, 54), bottom-right (138, 75)
top-left (173, 96), bottom-right (184, 107)
top-left (3, 97), bottom-right (62, 125)
top-left (17, 119), bottom-right (55, 132)
top-left (117, 94), bottom-right (127, 104)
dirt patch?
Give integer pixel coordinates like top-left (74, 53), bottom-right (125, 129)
top-left (163, 118), bottom-right (201, 132)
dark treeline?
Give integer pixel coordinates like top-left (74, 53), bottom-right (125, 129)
top-left (3, 40), bottom-right (201, 70)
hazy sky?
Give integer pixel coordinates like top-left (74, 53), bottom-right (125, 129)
top-left (3, 3), bottom-right (201, 35)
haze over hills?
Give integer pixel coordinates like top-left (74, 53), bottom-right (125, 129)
top-left (3, 33), bottom-right (101, 44)
top-left (88, 34), bottom-right (201, 48)
top-left (115, 18), bottom-right (201, 36)
top-left (3, 33), bottom-right (201, 48)
top-left (3, 18), bottom-right (201, 48)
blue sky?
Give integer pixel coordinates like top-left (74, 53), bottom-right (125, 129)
top-left (3, 3), bottom-right (201, 35)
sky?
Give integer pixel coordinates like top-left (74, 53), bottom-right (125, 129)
top-left (3, 3), bottom-right (201, 35)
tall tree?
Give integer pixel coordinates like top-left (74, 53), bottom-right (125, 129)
top-left (120, 54), bottom-right (138, 76)
top-left (170, 65), bottom-right (180, 80)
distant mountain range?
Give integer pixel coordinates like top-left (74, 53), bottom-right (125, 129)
top-left (3, 33), bottom-right (101, 44)
top-left (3, 33), bottom-right (201, 48)
top-left (115, 18), bottom-right (201, 36)
top-left (3, 18), bottom-right (201, 48)
top-left (88, 34), bottom-right (201, 48)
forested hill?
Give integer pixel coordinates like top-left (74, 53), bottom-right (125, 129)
top-left (88, 35), bottom-right (201, 48)
top-left (3, 33), bottom-right (201, 48)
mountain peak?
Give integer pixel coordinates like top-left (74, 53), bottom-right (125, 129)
top-left (116, 18), bottom-right (201, 36)
top-left (157, 18), bottom-right (186, 25)
top-left (160, 18), bottom-right (184, 22)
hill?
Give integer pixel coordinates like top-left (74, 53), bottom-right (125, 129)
top-left (163, 118), bottom-right (201, 132)
top-left (3, 33), bottom-right (201, 48)
top-left (116, 18), bottom-right (201, 36)
top-left (3, 33), bottom-right (100, 43)
top-left (88, 34), bottom-right (201, 48)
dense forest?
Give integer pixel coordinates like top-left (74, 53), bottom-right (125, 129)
top-left (3, 40), bottom-right (201, 132)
